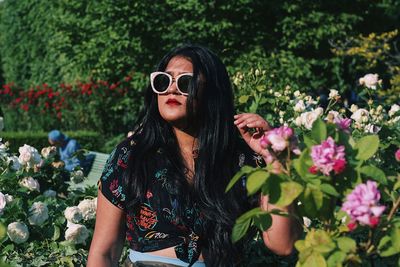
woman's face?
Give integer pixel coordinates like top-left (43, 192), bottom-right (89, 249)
top-left (157, 56), bottom-right (193, 129)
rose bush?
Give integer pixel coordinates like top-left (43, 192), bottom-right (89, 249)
top-left (229, 72), bottom-right (400, 266)
top-left (0, 141), bottom-right (98, 266)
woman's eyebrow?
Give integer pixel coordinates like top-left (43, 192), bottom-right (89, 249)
top-left (165, 70), bottom-right (193, 76)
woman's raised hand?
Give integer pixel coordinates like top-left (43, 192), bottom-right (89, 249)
top-left (234, 113), bottom-right (270, 157)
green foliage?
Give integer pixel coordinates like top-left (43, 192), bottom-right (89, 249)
top-left (0, 131), bottom-right (102, 152)
top-left (228, 80), bottom-right (400, 265)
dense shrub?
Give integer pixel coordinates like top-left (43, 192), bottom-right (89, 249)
top-left (0, 131), bottom-right (102, 152)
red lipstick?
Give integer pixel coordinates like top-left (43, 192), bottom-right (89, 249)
top-left (166, 98), bottom-right (181, 105)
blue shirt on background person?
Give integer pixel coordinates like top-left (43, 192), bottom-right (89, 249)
top-left (48, 130), bottom-right (92, 172)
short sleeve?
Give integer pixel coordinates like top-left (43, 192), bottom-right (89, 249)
top-left (98, 139), bottom-right (131, 211)
top-left (236, 140), bottom-right (267, 202)
top-left (237, 140), bottom-right (266, 169)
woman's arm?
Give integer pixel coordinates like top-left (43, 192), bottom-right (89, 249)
top-left (260, 195), bottom-right (301, 255)
top-left (234, 113), bottom-right (302, 255)
top-left (87, 190), bottom-right (126, 267)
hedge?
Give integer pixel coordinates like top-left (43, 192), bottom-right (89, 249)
top-left (0, 131), bottom-right (102, 153)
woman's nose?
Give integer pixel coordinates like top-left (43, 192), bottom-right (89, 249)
top-left (167, 79), bottom-right (178, 94)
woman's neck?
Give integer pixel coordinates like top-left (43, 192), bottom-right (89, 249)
top-left (173, 127), bottom-right (197, 153)
top-left (173, 127), bottom-right (198, 180)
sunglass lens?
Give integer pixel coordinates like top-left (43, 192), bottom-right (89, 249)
top-left (177, 75), bottom-right (192, 94)
top-left (153, 73), bottom-right (170, 92)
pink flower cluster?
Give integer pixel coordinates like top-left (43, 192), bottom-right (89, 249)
top-left (342, 180), bottom-right (386, 229)
top-left (310, 137), bottom-right (346, 176)
top-left (260, 126), bottom-right (300, 154)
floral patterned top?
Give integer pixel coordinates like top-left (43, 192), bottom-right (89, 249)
top-left (98, 136), bottom-right (264, 266)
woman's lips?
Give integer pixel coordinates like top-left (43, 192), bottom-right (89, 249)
top-left (166, 99), bottom-right (181, 105)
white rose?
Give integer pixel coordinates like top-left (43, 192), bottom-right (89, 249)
top-left (5, 194), bottom-right (13, 203)
top-left (78, 199), bottom-right (97, 221)
top-left (274, 92), bottom-right (282, 97)
top-left (41, 146), bottom-right (57, 159)
top-left (43, 189), bottom-right (57, 198)
top-left (325, 111), bottom-right (340, 122)
top-left (303, 216), bottom-right (312, 228)
top-left (294, 90), bottom-right (301, 97)
top-left (65, 223), bottom-right (89, 245)
top-left (364, 124), bottom-right (381, 134)
top-left (389, 104), bottom-right (400, 117)
top-left (64, 206), bottom-right (83, 224)
top-left (7, 156), bottom-right (21, 171)
top-left (328, 89), bottom-right (339, 100)
top-left (0, 117), bottom-right (3, 131)
top-left (350, 104), bottom-right (358, 113)
top-left (389, 116), bottom-right (400, 124)
top-left (359, 73), bottom-right (381, 89)
top-left (19, 177), bottom-right (40, 192)
top-left (300, 108), bottom-right (324, 130)
top-left (304, 96), bottom-right (317, 106)
top-left (294, 100), bottom-right (306, 112)
top-left (71, 169), bottom-right (85, 184)
top-left (351, 109), bottom-right (369, 123)
top-left (18, 144), bottom-right (41, 168)
top-left (0, 192), bottom-right (6, 215)
top-left (0, 142), bottom-right (7, 155)
top-left (294, 116), bottom-right (303, 127)
top-left (7, 222), bottom-right (29, 244)
top-left (28, 202), bottom-right (49, 225)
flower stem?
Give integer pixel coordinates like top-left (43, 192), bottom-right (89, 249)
top-left (387, 196), bottom-right (400, 221)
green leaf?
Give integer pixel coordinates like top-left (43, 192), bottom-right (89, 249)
top-left (327, 251), bottom-right (346, 267)
top-left (253, 212), bottom-right (272, 231)
top-left (320, 183), bottom-right (339, 197)
top-left (226, 165), bottom-right (254, 192)
top-left (360, 165), bottom-right (387, 185)
top-left (293, 148), bottom-right (312, 179)
top-left (236, 207), bottom-right (263, 223)
top-left (295, 240), bottom-right (307, 252)
top-left (273, 182), bottom-right (304, 207)
top-left (303, 134), bottom-right (317, 148)
top-left (0, 223), bottom-right (6, 241)
top-left (233, 208), bottom-right (262, 243)
top-left (311, 186), bottom-right (324, 210)
top-left (311, 118), bottom-right (327, 143)
top-left (378, 236), bottom-right (399, 257)
top-left (337, 237), bottom-right (356, 253)
top-left (52, 225), bottom-right (60, 241)
top-left (238, 95), bottom-right (250, 103)
top-left (232, 218), bottom-right (251, 243)
top-left (306, 230), bottom-right (335, 254)
top-left (355, 135), bottom-right (379, 161)
top-left (394, 180), bottom-right (400, 191)
top-left (391, 226), bottom-right (400, 250)
top-left (246, 170), bottom-right (270, 195)
top-left (304, 252), bottom-right (327, 267)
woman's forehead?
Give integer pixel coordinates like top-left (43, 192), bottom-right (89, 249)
top-left (165, 56), bottom-right (193, 75)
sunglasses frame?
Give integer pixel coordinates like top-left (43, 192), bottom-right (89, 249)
top-left (150, 71), bottom-right (193, 96)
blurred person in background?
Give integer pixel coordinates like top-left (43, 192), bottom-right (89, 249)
top-left (48, 130), bottom-right (91, 172)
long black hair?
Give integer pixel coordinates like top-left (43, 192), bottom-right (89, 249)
top-left (125, 44), bottom-right (252, 266)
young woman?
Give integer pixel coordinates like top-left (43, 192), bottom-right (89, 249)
top-left (87, 45), bottom-right (300, 267)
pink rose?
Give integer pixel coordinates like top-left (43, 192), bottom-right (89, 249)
top-left (341, 180), bottom-right (386, 229)
top-left (261, 126), bottom-right (294, 152)
top-left (311, 137), bottom-right (346, 176)
top-left (395, 149), bottom-right (400, 162)
top-left (334, 117), bottom-right (351, 133)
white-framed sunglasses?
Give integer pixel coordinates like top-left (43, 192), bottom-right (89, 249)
top-left (150, 71), bottom-right (193, 96)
